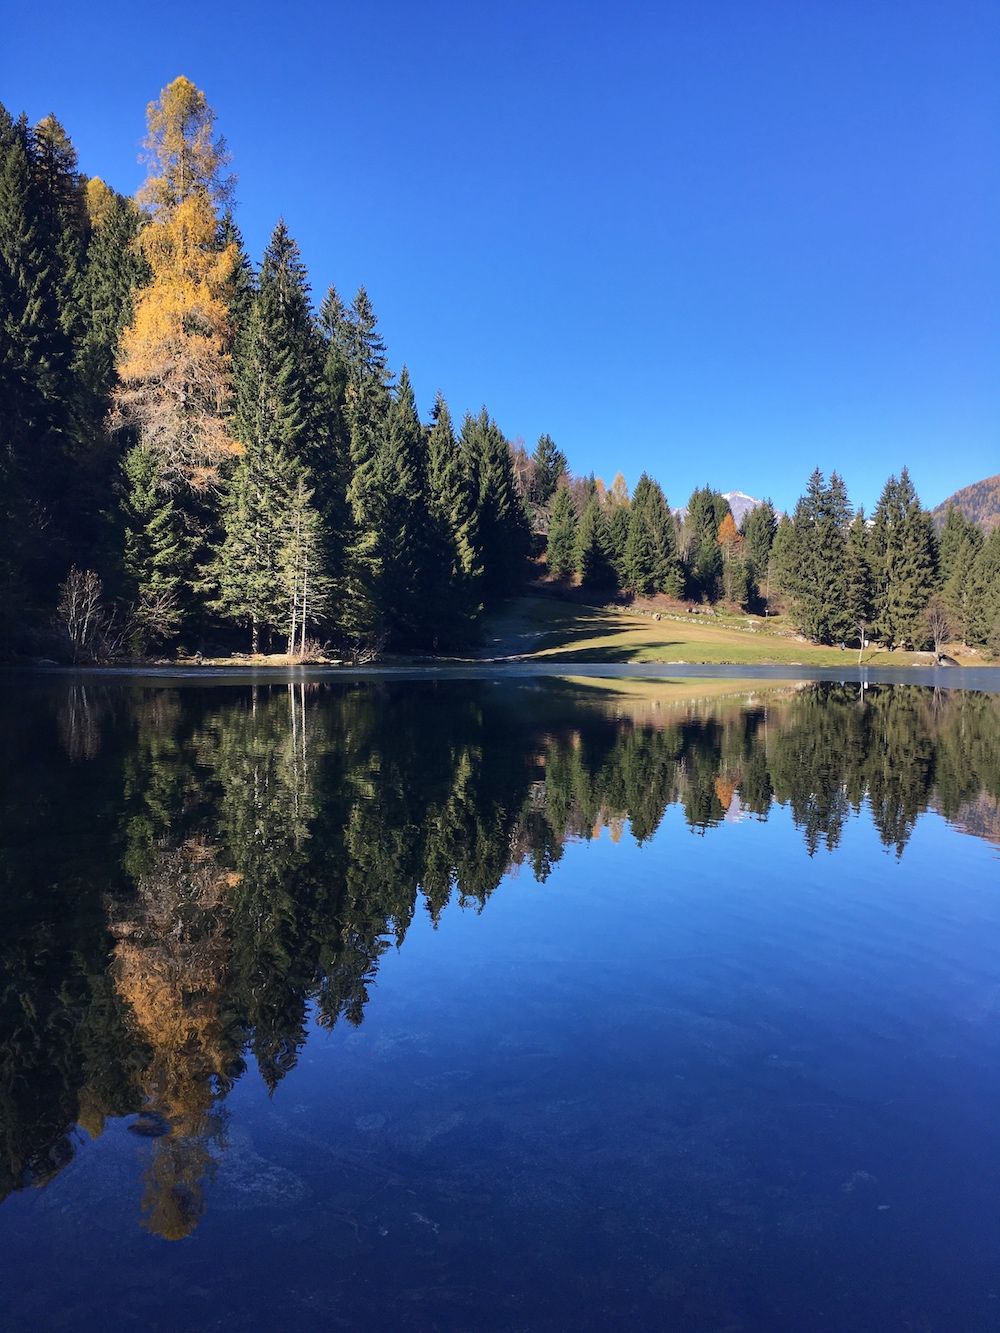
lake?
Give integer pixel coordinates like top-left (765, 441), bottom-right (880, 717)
top-left (2, 672), bottom-right (999, 1331)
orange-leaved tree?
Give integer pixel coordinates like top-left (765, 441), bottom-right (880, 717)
top-left (112, 77), bottom-right (239, 491)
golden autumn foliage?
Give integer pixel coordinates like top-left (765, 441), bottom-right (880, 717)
top-left (112, 77), bottom-right (239, 491)
top-left (84, 176), bottom-right (115, 227)
top-left (717, 512), bottom-right (741, 550)
top-left (110, 839), bottom-right (234, 1240)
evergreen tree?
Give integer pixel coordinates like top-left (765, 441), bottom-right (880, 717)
top-left (968, 526), bottom-right (1000, 653)
top-left (574, 494), bottom-right (615, 588)
top-left (844, 510), bottom-right (874, 659)
top-left (378, 367), bottom-right (433, 645)
top-left (529, 433), bottom-right (567, 505)
top-left (740, 499), bottom-right (777, 608)
top-left (684, 486), bottom-right (729, 600)
top-left (461, 408), bottom-right (530, 605)
top-left (776, 469), bottom-right (852, 643)
top-left (943, 530), bottom-right (984, 647)
top-left (546, 484), bottom-right (577, 579)
top-left (121, 445), bottom-right (189, 650)
top-left (870, 468), bottom-right (937, 648)
top-left (426, 393), bottom-right (482, 640)
top-left (343, 287), bottom-right (392, 636)
top-left (0, 105), bottom-right (76, 612)
top-left (626, 474), bottom-right (682, 597)
top-left (718, 513), bottom-right (749, 606)
top-left (75, 188), bottom-right (148, 418)
top-left (211, 442), bottom-right (296, 652)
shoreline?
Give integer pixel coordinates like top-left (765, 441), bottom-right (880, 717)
top-left (8, 660), bottom-right (1000, 693)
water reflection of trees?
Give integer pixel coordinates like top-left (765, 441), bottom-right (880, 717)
top-left (1, 679), bottom-right (998, 1235)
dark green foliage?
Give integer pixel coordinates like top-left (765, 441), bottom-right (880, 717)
top-left (529, 433), bottom-right (567, 505)
top-left (574, 494), bottom-right (615, 588)
top-left (461, 408), bottom-right (530, 605)
top-left (426, 393), bottom-right (482, 641)
top-left (377, 367), bottom-right (434, 646)
top-left (968, 527), bottom-right (1000, 653)
top-left (626, 474), bottom-right (682, 597)
top-left (740, 500), bottom-right (777, 607)
top-left (121, 445), bottom-right (191, 649)
top-left (684, 486), bottom-right (729, 600)
top-left (870, 468), bottom-right (937, 648)
top-left (546, 484), bottom-right (577, 579)
top-left (774, 469), bottom-right (853, 643)
top-left (844, 511), bottom-right (874, 653)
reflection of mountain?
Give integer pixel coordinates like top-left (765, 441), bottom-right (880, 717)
top-left (1, 677), bottom-right (998, 1233)
top-left (944, 792), bottom-right (1000, 849)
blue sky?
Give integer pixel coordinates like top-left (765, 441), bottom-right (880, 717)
top-left (4, 1), bottom-right (997, 512)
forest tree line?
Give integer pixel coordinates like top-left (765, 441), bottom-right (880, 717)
top-left (1, 77), bottom-right (997, 659)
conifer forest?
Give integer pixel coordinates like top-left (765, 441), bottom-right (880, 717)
top-left (1, 77), bottom-right (997, 662)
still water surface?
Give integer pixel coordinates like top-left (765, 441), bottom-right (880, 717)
top-left (2, 675), bottom-right (999, 1330)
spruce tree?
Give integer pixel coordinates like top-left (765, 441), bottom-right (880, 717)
top-left (546, 484), bottom-right (577, 579)
top-left (574, 494), bottom-right (615, 589)
top-left (121, 445), bottom-right (190, 650)
top-left (684, 487), bottom-right (729, 600)
top-left (529, 433), bottom-right (567, 505)
top-left (968, 527), bottom-right (1000, 653)
top-left (844, 510), bottom-right (874, 659)
top-left (627, 474), bottom-right (682, 597)
top-left (943, 531), bottom-right (984, 647)
top-left (426, 393), bottom-right (482, 640)
top-left (378, 367), bottom-right (433, 645)
top-left (0, 105), bottom-right (76, 603)
top-left (343, 287), bottom-right (392, 636)
top-left (740, 499), bottom-right (777, 608)
top-left (871, 468), bottom-right (937, 648)
top-left (461, 408), bottom-right (530, 605)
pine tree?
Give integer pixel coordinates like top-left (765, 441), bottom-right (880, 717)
top-left (76, 188), bottom-right (148, 416)
top-left (870, 468), bottom-right (937, 648)
top-left (943, 530), bottom-right (984, 647)
top-left (844, 510), bottom-right (874, 660)
top-left (718, 513), bottom-right (749, 606)
top-left (529, 433), bottom-right (567, 506)
top-left (121, 445), bottom-right (189, 650)
top-left (219, 234), bottom-right (331, 651)
top-left (378, 367), bottom-right (433, 645)
top-left (574, 494), bottom-right (615, 588)
top-left (967, 527), bottom-right (1000, 653)
top-left (426, 393), bottom-right (482, 640)
top-left (343, 287), bottom-right (392, 636)
top-left (546, 484), bottom-right (577, 579)
top-left (461, 408), bottom-right (530, 605)
top-left (740, 499), bottom-right (777, 608)
top-left (0, 105), bottom-right (77, 610)
top-left (683, 486), bottom-right (729, 600)
top-left (626, 474), bottom-right (682, 597)
top-left (775, 469), bottom-right (851, 642)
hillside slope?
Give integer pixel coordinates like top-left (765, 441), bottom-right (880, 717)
top-left (932, 475), bottom-right (1000, 532)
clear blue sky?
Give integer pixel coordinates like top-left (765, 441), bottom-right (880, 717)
top-left (4, 1), bottom-right (997, 512)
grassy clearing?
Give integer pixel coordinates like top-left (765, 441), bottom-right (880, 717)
top-left (481, 596), bottom-right (989, 668)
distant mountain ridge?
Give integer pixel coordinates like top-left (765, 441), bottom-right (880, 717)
top-left (672, 490), bottom-right (775, 526)
top-left (931, 475), bottom-right (1000, 532)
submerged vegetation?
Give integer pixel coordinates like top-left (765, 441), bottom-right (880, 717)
top-left (1, 78), bottom-right (997, 663)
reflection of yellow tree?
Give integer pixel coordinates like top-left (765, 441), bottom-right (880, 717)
top-left (110, 840), bottom-right (236, 1240)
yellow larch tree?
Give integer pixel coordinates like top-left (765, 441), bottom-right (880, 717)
top-left (113, 77), bottom-right (239, 491)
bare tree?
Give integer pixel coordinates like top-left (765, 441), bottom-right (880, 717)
top-left (923, 594), bottom-right (952, 661)
top-left (57, 568), bottom-right (104, 662)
